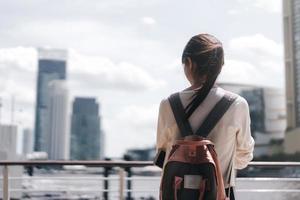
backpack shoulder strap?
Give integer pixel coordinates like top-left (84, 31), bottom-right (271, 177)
top-left (195, 93), bottom-right (237, 137)
top-left (168, 93), bottom-right (193, 137)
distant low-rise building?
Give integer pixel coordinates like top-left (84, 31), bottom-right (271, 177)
top-left (219, 83), bottom-right (286, 157)
top-left (0, 124), bottom-right (22, 199)
top-left (124, 147), bottom-right (156, 161)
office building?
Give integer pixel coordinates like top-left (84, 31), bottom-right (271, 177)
top-left (241, 88), bottom-right (265, 136)
top-left (34, 48), bottom-right (67, 152)
top-left (283, 0), bottom-right (300, 153)
top-left (219, 83), bottom-right (286, 156)
top-left (283, 0), bottom-right (300, 129)
top-left (0, 124), bottom-right (22, 199)
top-left (22, 128), bottom-right (34, 155)
top-left (70, 97), bottom-right (103, 160)
top-left (47, 80), bottom-right (69, 160)
top-left (0, 124), bottom-right (18, 159)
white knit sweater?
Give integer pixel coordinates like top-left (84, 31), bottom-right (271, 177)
top-left (156, 86), bottom-right (255, 188)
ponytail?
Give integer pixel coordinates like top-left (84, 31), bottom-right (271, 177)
top-left (181, 34), bottom-right (224, 118)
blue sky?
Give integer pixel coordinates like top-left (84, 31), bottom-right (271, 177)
top-left (0, 0), bottom-right (284, 157)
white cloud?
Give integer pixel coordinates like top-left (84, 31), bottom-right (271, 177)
top-left (219, 58), bottom-right (284, 88)
top-left (220, 34), bottom-right (284, 88)
top-left (141, 17), bottom-right (156, 25)
top-left (116, 104), bottom-right (158, 130)
top-left (253, 0), bottom-right (281, 13)
top-left (69, 50), bottom-right (166, 91)
top-left (237, 0), bottom-right (281, 13)
top-left (0, 47), bottom-right (37, 71)
top-left (219, 59), bottom-right (266, 86)
top-left (227, 9), bottom-right (242, 15)
top-left (228, 34), bottom-right (283, 58)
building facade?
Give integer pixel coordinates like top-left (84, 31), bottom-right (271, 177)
top-left (241, 88), bottom-right (265, 136)
top-left (70, 98), bottom-right (103, 160)
top-left (283, 0), bottom-right (300, 153)
top-left (124, 147), bottom-right (156, 161)
top-left (47, 80), bottom-right (69, 160)
top-left (22, 128), bottom-right (34, 155)
top-left (0, 124), bottom-right (22, 199)
top-left (34, 48), bottom-right (67, 152)
top-left (219, 83), bottom-right (286, 157)
top-left (0, 124), bottom-right (18, 160)
top-left (283, 0), bottom-right (300, 129)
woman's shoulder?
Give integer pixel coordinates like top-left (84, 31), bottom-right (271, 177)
top-left (219, 87), bottom-right (247, 103)
top-left (159, 86), bottom-right (249, 111)
top-left (218, 87), bottom-right (250, 113)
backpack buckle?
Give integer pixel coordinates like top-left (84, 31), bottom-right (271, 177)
top-left (189, 145), bottom-right (197, 157)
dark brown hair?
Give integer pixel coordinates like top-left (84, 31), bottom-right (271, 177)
top-left (182, 34), bottom-right (224, 117)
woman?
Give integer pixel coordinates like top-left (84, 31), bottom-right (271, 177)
top-left (156, 34), bottom-right (255, 199)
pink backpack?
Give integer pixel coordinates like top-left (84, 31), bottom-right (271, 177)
top-left (159, 92), bottom-right (236, 200)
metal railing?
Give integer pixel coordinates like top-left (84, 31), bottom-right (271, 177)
top-left (1, 161), bottom-right (300, 200)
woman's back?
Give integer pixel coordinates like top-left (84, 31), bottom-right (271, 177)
top-left (156, 33), bottom-right (254, 199)
top-left (156, 86), bottom-right (255, 188)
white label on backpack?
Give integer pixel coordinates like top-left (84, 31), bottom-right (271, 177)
top-left (184, 175), bottom-right (202, 189)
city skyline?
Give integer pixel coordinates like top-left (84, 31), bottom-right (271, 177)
top-left (0, 0), bottom-right (283, 157)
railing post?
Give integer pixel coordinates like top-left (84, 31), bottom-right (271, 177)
top-left (103, 166), bottom-right (109, 200)
top-left (125, 167), bottom-right (132, 200)
top-left (119, 168), bottom-right (125, 200)
top-left (103, 158), bottom-right (112, 200)
top-left (2, 165), bottom-right (9, 200)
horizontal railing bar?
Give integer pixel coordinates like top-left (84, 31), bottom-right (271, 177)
top-left (237, 177), bottom-right (300, 181)
top-left (3, 177), bottom-right (300, 182)
top-left (5, 189), bottom-right (119, 192)
top-left (1, 161), bottom-right (300, 167)
top-left (4, 189), bottom-right (158, 193)
top-left (125, 177), bottom-right (161, 180)
top-left (4, 189), bottom-right (159, 192)
top-left (237, 189), bottom-right (300, 193)
top-left (4, 189), bottom-right (300, 193)
top-left (247, 161), bottom-right (300, 167)
top-left (0, 160), bottom-right (153, 167)
top-left (0, 176), bottom-right (119, 180)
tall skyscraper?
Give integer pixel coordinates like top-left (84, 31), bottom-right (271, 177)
top-left (47, 80), bottom-right (69, 160)
top-left (283, 0), bottom-right (300, 129)
top-left (70, 97), bottom-right (103, 160)
top-left (34, 48), bottom-right (67, 152)
top-left (283, 0), bottom-right (300, 153)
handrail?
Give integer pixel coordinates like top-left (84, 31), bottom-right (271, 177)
top-left (0, 160), bottom-right (300, 167)
top-left (0, 160), bottom-right (153, 167)
top-left (2, 161), bottom-right (300, 200)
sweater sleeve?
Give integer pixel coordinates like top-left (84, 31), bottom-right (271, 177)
top-left (234, 97), bottom-right (255, 169)
top-left (156, 99), bottom-right (169, 152)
